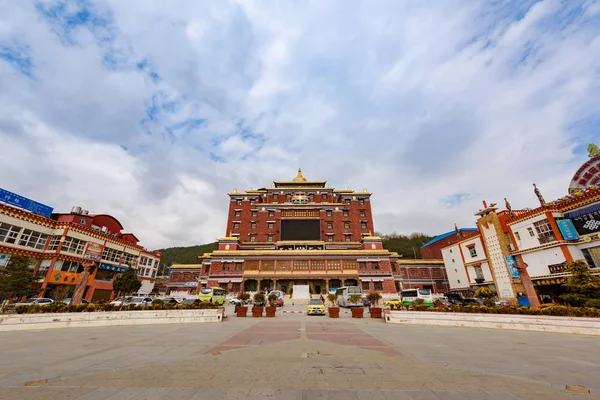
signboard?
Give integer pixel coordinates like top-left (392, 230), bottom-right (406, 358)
top-left (84, 242), bottom-right (104, 261)
top-left (505, 256), bottom-right (520, 278)
top-left (570, 212), bottom-right (600, 236)
top-left (183, 282), bottom-right (198, 287)
top-left (557, 219), bottom-right (579, 240)
top-left (99, 262), bottom-right (127, 273)
top-left (0, 253), bottom-right (8, 268)
top-left (569, 156), bottom-right (600, 193)
top-left (548, 262), bottom-right (568, 274)
top-left (0, 188), bottom-right (54, 217)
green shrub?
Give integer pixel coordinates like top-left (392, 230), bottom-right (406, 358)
top-left (584, 299), bottom-right (600, 309)
top-left (238, 292), bottom-right (251, 302)
top-left (483, 298), bottom-right (496, 307)
top-left (101, 304), bottom-right (115, 312)
top-left (152, 304), bottom-right (164, 310)
top-left (474, 287), bottom-right (495, 299)
top-left (15, 305), bottom-right (29, 314)
top-left (152, 299), bottom-right (164, 306)
top-left (327, 293), bottom-right (337, 306)
top-left (84, 304), bottom-right (96, 312)
top-left (253, 293), bottom-right (266, 305)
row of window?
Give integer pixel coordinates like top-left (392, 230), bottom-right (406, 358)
top-left (234, 221), bottom-right (369, 231)
top-left (234, 209), bottom-right (368, 218)
top-left (0, 223), bottom-right (50, 250)
top-left (235, 197), bottom-right (367, 205)
top-left (362, 281), bottom-right (383, 291)
top-left (246, 234), bottom-right (356, 242)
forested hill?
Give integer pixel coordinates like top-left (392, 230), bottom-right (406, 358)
top-left (156, 233), bottom-right (433, 272)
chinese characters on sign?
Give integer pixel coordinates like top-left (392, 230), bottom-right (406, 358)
top-left (505, 256), bottom-right (520, 278)
top-left (557, 219), bottom-right (579, 240)
top-left (84, 243), bottom-right (104, 261)
top-left (0, 188), bottom-right (54, 217)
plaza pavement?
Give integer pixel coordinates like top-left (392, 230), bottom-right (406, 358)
top-left (0, 304), bottom-right (598, 399)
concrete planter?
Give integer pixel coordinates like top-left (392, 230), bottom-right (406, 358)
top-left (0, 309), bottom-right (224, 331)
top-left (385, 311), bottom-right (600, 335)
top-left (328, 307), bottom-right (340, 318)
top-left (369, 307), bottom-right (383, 318)
top-left (252, 306), bottom-right (263, 317)
top-left (351, 307), bottom-right (364, 318)
top-left (265, 306), bottom-right (276, 317)
top-left (236, 306), bottom-right (248, 317)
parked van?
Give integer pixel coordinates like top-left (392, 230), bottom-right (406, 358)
top-left (198, 287), bottom-right (226, 305)
top-left (400, 288), bottom-right (433, 306)
top-left (335, 286), bottom-right (363, 307)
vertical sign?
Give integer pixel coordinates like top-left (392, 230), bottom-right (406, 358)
top-left (557, 219), bottom-right (579, 240)
top-left (505, 256), bottom-right (520, 278)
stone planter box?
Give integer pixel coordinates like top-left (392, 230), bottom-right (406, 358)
top-left (236, 306), bottom-right (248, 317)
top-left (265, 306), bottom-right (276, 317)
top-left (328, 307), bottom-right (340, 318)
top-left (369, 307), bottom-right (383, 318)
top-left (384, 311), bottom-right (600, 335)
top-left (351, 307), bottom-right (364, 318)
top-left (252, 306), bottom-right (263, 317)
top-left (0, 309), bottom-right (224, 331)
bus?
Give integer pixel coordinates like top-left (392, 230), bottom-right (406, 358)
top-left (400, 288), bottom-right (433, 306)
top-left (335, 286), bottom-right (363, 307)
top-left (198, 287), bottom-right (227, 305)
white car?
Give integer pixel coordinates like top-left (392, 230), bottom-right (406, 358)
top-left (15, 298), bottom-right (54, 307)
top-left (110, 297), bottom-right (132, 306)
top-left (127, 297), bottom-right (153, 307)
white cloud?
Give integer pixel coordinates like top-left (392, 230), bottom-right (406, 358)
top-left (0, 0), bottom-right (599, 249)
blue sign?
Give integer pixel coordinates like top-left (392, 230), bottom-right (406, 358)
top-left (557, 219), bottom-right (579, 240)
top-left (505, 256), bottom-right (520, 277)
top-left (0, 188), bottom-right (53, 217)
top-left (99, 262), bottom-right (127, 273)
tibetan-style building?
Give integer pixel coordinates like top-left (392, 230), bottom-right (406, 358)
top-left (166, 169), bottom-right (446, 297)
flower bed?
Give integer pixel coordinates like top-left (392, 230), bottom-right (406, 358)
top-left (389, 303), bottom-right (600, 318)
top-left (14, 301), bottom-right (221, 314)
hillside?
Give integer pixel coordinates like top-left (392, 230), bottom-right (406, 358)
top-left (156, 233), bottom-right (433, 272)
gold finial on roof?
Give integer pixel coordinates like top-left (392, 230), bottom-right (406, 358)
top-left (232, 188), bottom-right (238, 193)
top-left (588, 143), bottom-right (600, 158)
top-left (293, 168), bottom-right (307, 183)
top-left (363, 188), bottom-right (368, 193)
top-left (269, 184), bottom-right (273, 188)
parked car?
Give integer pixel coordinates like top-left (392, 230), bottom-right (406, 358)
top-left (384, 298), bottom-right (402, 308)
top-left (229, 295), bottom-right (247, 306)
top-left (181, 298), bottom-right (200, 305)
top-left (307, 299), bottom-right (326, 315)
top-left (160, 297), bottom-right (179, 304)
top-left (271, 297), bottom-right (284, 307)
top-left (15, 298), bottom-right (54, 307)
top-left (110, 297), bottom-right (132, 306)
top-left (462, 298), bottom-right (484, 306)
top-left (127, 297), bottom-right (153, 307)
top-left (495, 300), bottom-right (511, 307)
top-left (61, 298), bottom-right (90, 305)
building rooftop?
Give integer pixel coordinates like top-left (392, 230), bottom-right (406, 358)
top-left (421, 228), bottom-right (478, 248)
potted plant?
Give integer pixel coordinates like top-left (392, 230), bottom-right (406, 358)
top-left (327, 293), bottom-right (339, 318)
top-left (266, 293), bottom-right (278, 317)
top-left (252, 293), bottom-right (265, 317)
top-left (367, 292), bottom-right (383, 318)
top-left (236, 292), bottom-right (250, 317)
top-left (349, 294), bottom-right (364, 318)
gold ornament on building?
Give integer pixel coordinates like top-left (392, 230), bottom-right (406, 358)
top-left (588, 143), bottom-right (600, 158)
top-left (232, 188), bottom-right (238, 194)
top-left (225, 244), bottom-right (230, 250)
top-left (293, 168), bottom-right (307, 183)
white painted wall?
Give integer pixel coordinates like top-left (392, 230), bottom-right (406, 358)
top-left (481, 223), bottom-right (514, 299)
top-left (441, 244), bottom-right (470, 289)
top-left (521, 248), bottom-right (567, 277)
top-left (459, 236), bottom-right (487, 263)
top-left (466, 261), bottom-right (493, 284)
top-left (510, 213), bottom-right (563, 251)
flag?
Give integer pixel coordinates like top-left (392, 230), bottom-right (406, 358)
top-left (455, 223), bottom-right (461, 238)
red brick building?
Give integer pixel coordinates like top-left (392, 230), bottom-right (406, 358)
top-left (186, 170), bottom-right (405, 294)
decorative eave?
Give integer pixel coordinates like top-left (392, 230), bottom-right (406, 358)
top-left (396, 259), bottom-right (445, 265)
top-left (170, 264), bottom-right (202, 270)
top-left (206, 249), bottom-right (394, 257)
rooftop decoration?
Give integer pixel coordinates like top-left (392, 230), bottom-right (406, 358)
top-left (588, 143), bottom-right (600, 158)
top-left (504, 197), bottom-right (514, 218)
top-left (533, 183), bottom-right (546, 206)
top-left (293, 168), bottom-right (307, 183)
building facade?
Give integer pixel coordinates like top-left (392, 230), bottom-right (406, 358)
top-left (168, 170), bottom-right (450, 295)
top-left (438, 145), bottom-right (600, 303)
top-left (0, 191), bottom-right (160, 302)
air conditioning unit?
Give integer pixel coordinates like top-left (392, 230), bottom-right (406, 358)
top-left (101, 226), bottom-right (108, 233)
top-left (71, 206), bottom-right (82, 214)
top-left (81, 209), bottom-right (89, 215)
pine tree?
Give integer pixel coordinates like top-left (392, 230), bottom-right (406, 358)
top-left (560, 260), bottom-right (600, 306)
top-left (0, 256), bottom-right (38, 302)
top-left (112, 267), bottom-right (142, 310)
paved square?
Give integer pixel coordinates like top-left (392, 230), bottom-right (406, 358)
top-left (0, 308), bottom-right (598, 399)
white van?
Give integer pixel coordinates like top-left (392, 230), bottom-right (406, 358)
top-left (335, 286), bottom-right (363, 307)
top-left (400, 288), bottom-right (433, 306)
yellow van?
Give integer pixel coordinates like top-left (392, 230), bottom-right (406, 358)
top-left (198, 287), bottom-right (226, 305)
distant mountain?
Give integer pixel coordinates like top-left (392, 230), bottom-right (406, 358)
top-left (156, 233), bottom-right (432, 273)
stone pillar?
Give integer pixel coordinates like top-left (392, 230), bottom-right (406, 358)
top-left (256, 278), bottom-right (262, 292)
top-left (517, 263), bottom-right (541, 308)
top-left (325, 278), bottom-right (330, 293)
top-left (273, 279), bottom-right (278, 291)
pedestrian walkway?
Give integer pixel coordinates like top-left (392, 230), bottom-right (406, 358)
top-left (0, 312), bottom-right (597, 399)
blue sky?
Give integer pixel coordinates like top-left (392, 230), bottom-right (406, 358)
top-left (1, 0), bottom-right (599, 248)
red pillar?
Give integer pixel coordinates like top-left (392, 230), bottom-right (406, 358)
top-left (517, 263), bottom-right (540, 308)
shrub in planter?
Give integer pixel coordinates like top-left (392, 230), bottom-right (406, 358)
top-left (351, 307), bottom-right (364, 318)
top-left (253, 293), bottom-right (266, 307)
top-left (15, 305), bottom-right (29, 314)
top-left (327, 293), bottom-right (340, 317)
top-left (84, 304), bottom-right (96, 312)
top-left (152, 299), bottom-right (164, 306)
top-left (483, 298), bottom-right (496, 307)
top-left (102, 304), bottom-right (115, 312)
top-left (585, 299), bottom-right (600, 309)
top-left (367, 292), bottom-right (383, 318)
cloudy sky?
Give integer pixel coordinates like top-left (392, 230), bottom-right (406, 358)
top-left (1, 0), bottom-right (600, 250)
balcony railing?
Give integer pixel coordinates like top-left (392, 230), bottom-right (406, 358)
top-left (538, 235), bottom-right (557, 245)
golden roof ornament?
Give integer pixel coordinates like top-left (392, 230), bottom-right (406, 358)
top-left (232, 188), bottom-right (238, 194)
top-left (293, 168), bottom-right (307, 183)
top-left (588, 143), bottom-right (600, 158)
top-left (363, 188), bottom-right (368, 193)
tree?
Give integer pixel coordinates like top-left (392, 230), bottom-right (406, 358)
top-left (474, 287), bottom-right (495, 299)
top-left (112, 268), bottom-right (142, 310)
top-left (560, 260), bottom-right (600, 306)
top-left (0, 256), bottom-right (38, 302)
top-left (50, 285), bottom-right (74, 303)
